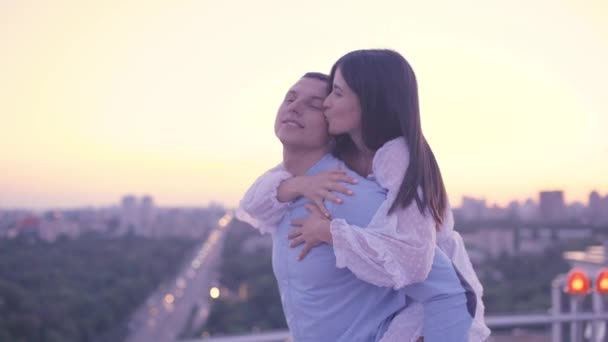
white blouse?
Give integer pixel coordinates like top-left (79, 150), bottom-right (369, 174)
top-left (236, 137), bottom-right (490, 341)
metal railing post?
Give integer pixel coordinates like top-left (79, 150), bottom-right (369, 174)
top-left (551, 276), bottom-right (563, 342)
top-left (591, 291), bottom-right (604, 342)
top-left (570, 296), bottom-right (583, 342)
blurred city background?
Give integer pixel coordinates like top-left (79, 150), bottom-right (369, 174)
top-left (1, 0), bottom-right (606, 341)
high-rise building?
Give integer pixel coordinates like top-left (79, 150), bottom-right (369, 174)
top-left (140, 195), bottom-right (156, 235)
top-left (519, 198), bottom-right (538, 222)
top-left (120, 194), bottom-right (139, 235)
top-left (589, 191), bottom-right (608, 225)
top-left (539, 191), bottom-right (566, 223)
top-left (566, 201), bottom-right (586, 223)
top-left (602, 196), bottom-right (608, 225)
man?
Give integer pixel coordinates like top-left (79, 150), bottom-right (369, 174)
top-left (238, 73), bottom-right (471, 341)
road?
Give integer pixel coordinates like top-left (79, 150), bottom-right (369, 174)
top-left (125, 213), bottom-right (232, 342)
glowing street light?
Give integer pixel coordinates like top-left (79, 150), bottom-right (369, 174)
top-left (164, 293), bottom-right (175, 304)
top-left (209, 287), bottom-right (220, 299)
top-left (218, 213), bottom-right (232, 228)
top-left (565, 269), bottom-right (591, 296)
top-left (596, 269), bottom-right (608, 294)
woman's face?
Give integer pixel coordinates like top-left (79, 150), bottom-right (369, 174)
top-left (323, 67), bottom-right (362, 137)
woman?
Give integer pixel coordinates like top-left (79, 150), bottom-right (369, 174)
top-left (238, 49), bottom-right (490, 341)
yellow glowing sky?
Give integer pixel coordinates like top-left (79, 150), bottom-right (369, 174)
top-left (1, 0), bottom-right (607, 209)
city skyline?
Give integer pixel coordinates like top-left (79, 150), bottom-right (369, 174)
top-left (1, 1), bottom-right (607, 209)
top-left (2, 188), bottom-right (607, 211)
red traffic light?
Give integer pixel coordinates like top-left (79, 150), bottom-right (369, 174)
top-left (565, 269), bottom-right (590, 295)
top-left (596, 269), bottom-right (608, 294)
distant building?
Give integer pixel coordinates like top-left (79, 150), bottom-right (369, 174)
top-left (9, 215), bottom-right (41, 239)
top-left (602, 196), bottom-right (608, 225)
top-left (539, 191), bottom-right (566, 223)
top-left (589, 191), bottom-right (608, 226)
top-left (120, 194), bottom-right (139, 235)
top-left (461, 227), bottom-right (515, 259)
top-left (39, 215), bottom-right (79, 242)
top-left (460, 196), bottom-right (487, 221)
top-left (518, 198), bottom-right (538, 222)
top-left (0, 201), bottom-right (219, 242)
top-left (140, 195), bottom-right (156, 234)
top-left (507, 201), bottom-right (520, 220)
top-left (486, 204), bottom-right (509, 221)
top-left (566, 201), bottom-right (586, 224)
top-left (518, 229), bottom-right (554, 255)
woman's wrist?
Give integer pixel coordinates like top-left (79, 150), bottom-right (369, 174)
top-left (324, 220), bottom-right (334, 245)
top-left (277, 176), bottom-right (304, 202)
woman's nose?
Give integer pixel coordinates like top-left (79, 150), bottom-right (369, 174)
top-left (322, 97), bottom-right (331, 110)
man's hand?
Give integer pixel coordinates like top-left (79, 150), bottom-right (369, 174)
top-left (288, 204), bottom-right (333, 261)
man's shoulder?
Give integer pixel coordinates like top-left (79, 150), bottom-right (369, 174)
top-left (314, 154), bottom-right (386, 196)
top-left (308, 154), bottom-right (386, 217)
top-left (326, 178), bottom-right (387, 218)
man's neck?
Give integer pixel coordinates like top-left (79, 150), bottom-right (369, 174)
top-left (283, 146), bottom-right (330, 176)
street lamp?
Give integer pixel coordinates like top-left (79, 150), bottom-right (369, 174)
top-left (565, 269), bottom-right (591, 342)
top-left (209, 286), bottom-right (220, 299)
top-left (596, 269), bottom-right (608, 294)
top-left (565, 269), bottom-right (591, 296)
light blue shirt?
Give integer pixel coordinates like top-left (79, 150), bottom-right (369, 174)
top-left (272, 154), bottom-right (469, 342)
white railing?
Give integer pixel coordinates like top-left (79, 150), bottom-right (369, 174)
top-left (185, 312), bottom-right (608, 342)
top-left (182, 330), bottom-right (290, 342)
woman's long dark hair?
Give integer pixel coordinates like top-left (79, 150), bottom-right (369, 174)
top-left (329, 49), bottom-right (447, 228)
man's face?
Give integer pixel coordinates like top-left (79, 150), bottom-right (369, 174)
top-left (274, 77), bottom-right (330, 149)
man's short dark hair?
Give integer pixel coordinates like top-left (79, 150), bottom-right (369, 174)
top-left (303, 72), bottom-right (329, 82)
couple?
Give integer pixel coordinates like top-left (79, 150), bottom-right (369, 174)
top-left (236, 49), bottom-right (490, 342)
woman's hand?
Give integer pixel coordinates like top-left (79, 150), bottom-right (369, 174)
top-left (278, 168), bottom-right (358, 217)
top-left (288, 204), bottom-right (333, 261)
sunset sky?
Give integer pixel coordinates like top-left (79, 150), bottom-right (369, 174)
top-left (1, 0), bottom-right (606, 209)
